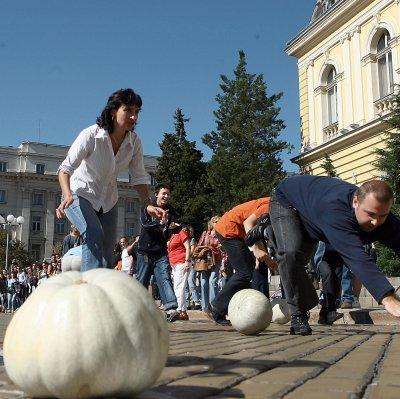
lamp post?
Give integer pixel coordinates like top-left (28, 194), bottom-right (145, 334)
top-left (0, 214), bottom-right (24, 271)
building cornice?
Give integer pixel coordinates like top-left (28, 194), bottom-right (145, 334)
top-left (286, 0), bottom-right (384, 59)
top-left (291, 117), bottom-right (389, 165)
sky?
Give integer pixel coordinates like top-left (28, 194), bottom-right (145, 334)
top-left (0, 1), bottom-right (315, 171)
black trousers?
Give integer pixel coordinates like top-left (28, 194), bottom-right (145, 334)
top-left (212, 232), bottom-right (255, 318)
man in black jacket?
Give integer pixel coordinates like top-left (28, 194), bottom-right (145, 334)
top-left (270, 175), bottom-right (400, 335)
top-left (136, 183), bottom-right (180, 322)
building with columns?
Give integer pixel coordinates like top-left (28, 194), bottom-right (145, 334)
top-left (286, 0), bottom-right (399, 183)
top-left (0, 142), bottom-right (157, 261)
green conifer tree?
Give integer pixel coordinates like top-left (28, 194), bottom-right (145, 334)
top-left (374, 90), bottom-right (400, 276)
top-left (154, 108), bottom-right (211, 233)
top-left (321, 153), bottom-right (338, 177)
top-left (203, 50), bottom-right (291, 214)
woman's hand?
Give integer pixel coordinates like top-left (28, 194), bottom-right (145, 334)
top-left (56, 193), bottom-right (74, 219)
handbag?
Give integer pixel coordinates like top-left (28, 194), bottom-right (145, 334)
top-left (194, 258), bottom-right (209, 272)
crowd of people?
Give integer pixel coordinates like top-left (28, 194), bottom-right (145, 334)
top-left (18, 86), bottom-right (397, 335)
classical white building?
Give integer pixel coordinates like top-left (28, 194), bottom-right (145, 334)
top-left (0, 142), bottom-right (157, 261)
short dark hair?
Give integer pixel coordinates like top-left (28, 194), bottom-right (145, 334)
top-left (355, 180), bottom-right (394, 203)
top-left (96, 88), bottom-right (142, 134)
top-left (155, 183), bottom-right (170, 194)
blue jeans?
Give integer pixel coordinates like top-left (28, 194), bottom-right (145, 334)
top-left (187, 267), bottom-right (200, 304)
top-left (341, 264), bottom-right (354, 303)
top-left (136, 253), bottom-right (177, 311)
top-left (269, 194), bottom-right (319, 315)
top-left (65, 195), bottom-right (117, 271)
top-left (200, 265), bottom-right (220, 311)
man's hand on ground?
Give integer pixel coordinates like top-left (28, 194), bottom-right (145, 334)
top-left (382, 294), bottom-right (400, 317)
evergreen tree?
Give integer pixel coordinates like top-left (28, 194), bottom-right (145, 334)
top-left (203, 50), bottom-right (291, 214)
top-left (321, 153), bottom-right (338, 177)
top-left (0, 230), bottom-right (32, 270)
top-left (374, 89), bottom-right (400, 276)
top-left (155, 108), bottom-right (211, 233)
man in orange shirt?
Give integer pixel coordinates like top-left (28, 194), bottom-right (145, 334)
top-left (204, 197), bottom-right (276, 325)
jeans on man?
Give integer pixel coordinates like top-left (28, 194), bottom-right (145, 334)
top-left (319, 260), bottom-right (342, 311)
top-left (187, 267), bottom-right (201, 305)
top-left (136, 253), bottom-right (178, 311)
top-left (341, 264), bottom-right (355, 303)
top-left (65, 195), bottom-right (117, 271)
top-left (200, 265), bottom-right (220, 311)
top-left (251, 262), bottom-right (270, 298)
top-left (269, 194), bottom-right (319, 315)
top-left (211, 233), bottom-right (255, 318)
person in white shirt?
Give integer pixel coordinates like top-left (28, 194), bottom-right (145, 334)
top-left (56, 88), bottom-right (165, 271)
top-left (119, 236), bottom-right (139, 276)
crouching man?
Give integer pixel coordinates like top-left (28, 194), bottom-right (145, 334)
top-left (270, 175), bottom-right (400, 336)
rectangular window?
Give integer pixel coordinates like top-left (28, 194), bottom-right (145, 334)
top-left (327, 86), bottom-right (338, 125)
top-left (0, 162), bottom-right (7, 172)
top-left (32, 215), bottom-right (42, 231)
top-left (32, 192), bottom-right (44, 206)
top-left (36, 164), bottom-right (45, 174)
top-left (31, 244), bottom-right (41, 262)
top-left (126, 222), bottom-right (136, 237)
top-left (0, 190), bottom-right (6, 203)
top-left (55, 219), bottom-right (66, 234)
top-left (126, 200), bottom-right (135, 213)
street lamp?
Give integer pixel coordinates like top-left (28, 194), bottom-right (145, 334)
top-left (0, 214), bottom-right (24, 271)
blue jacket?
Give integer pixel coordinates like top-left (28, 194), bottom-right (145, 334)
top-left (275, 175), bottom-right (399, 303)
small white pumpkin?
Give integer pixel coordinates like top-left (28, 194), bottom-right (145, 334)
top-left (61, 255), bottom-right (82, 272)
top-left (271, 297), bottom-right (291, 324)
top-left (228, 289), bottom-right (272, 335)
top-left (4, 269), bottom-right (169, 399)
top-left (61, 246), bottom-right (82, 272)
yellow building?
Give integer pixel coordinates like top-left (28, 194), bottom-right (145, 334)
top-left (286, 0), bottom-right (399, 183)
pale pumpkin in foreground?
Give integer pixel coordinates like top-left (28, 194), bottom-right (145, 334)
top-left (270, 297), bottom-right (290, 325)
top-left (228, 289), bottom-right (272, 335)
top-left (4, 269), bottom-right (169, 399)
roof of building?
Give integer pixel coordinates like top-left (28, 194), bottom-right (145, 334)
top-left (310, 0), bottom-right (340, 22)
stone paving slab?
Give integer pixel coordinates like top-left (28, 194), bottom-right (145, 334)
top-left (0, 313), bottom-right (398, 398)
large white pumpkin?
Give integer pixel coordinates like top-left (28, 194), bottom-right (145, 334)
top-left (271, 297), bottom-right (290, 324)
top-left (228, 289), bottom-right (272, 335)
top-left (4, 268), bottom-right (169, 399)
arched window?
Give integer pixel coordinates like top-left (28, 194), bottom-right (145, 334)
top-left (326, 67), bottom-right (338, 125)
top-left (376, 30), bottom-right (393, 98)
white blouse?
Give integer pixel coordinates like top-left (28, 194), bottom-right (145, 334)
top-left (58, 124), bottom-right (150, 213)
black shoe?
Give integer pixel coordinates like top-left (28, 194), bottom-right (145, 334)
top-left (165, 309), bottom-right (180, 323)
top-left (193, 303), bottom-right (202, 310)
top-left (204, 305), bottom-right (231, 326)
top-left (290, 313), bottom-right (312, 335)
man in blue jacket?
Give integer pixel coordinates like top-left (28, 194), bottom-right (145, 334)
top-left (270, 175), bottom-right (400, 335)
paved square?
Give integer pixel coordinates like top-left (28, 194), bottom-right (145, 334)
top-left (0, 313), bottom-right (398, 398)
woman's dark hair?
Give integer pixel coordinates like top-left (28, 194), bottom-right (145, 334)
top-left (96, 88), bottom-right (142, 134)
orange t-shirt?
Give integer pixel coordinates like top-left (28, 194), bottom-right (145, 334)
top-left (215, 197), bottom-right (270, 239)
top-left (168, 230), bottom-right (189, 266)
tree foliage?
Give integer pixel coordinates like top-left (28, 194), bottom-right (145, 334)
top-left (374, 89), bottom-right (400, 276)
top-left (154, 108), bottom-right (211, 233)
top-left (321, 153), bottom-right (338, 177)
top-left (203, 50), bottom-right (291, 214)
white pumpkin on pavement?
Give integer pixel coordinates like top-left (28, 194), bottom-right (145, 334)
top-left (3, 268), bottom-right (169, 399)
top-left (271, 297), bottom-right (291, 324)
top-left (228, 289), bottom-right (272, 335)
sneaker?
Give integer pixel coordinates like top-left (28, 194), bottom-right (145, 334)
top-left (165, 309), bottom-right (180, 323)
top-left (204, 305), bottom-right (231, 326)
top-left (179, 311), bottom-right (189, 321)
top-left (193, 302), bottom-right (202, 310)
top-left (290, 313), bottom-right (312, 335)
top-left (318, 310), bottom-right (342, 325)
top-left (326, 311), bottom-right (343, 324)
top-left (341, 301), bottom-right (353, 309)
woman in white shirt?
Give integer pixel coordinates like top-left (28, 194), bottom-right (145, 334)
top-left (56, 88), bottom-right (165, 271)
